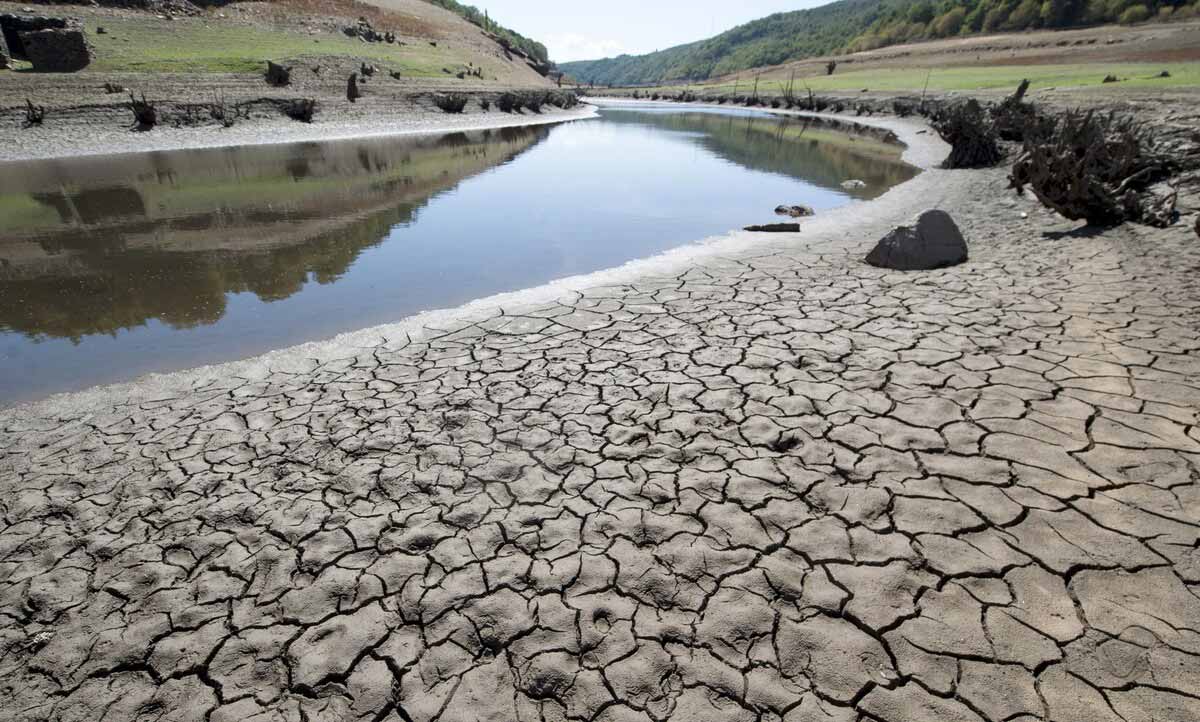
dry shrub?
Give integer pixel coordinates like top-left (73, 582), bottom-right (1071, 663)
top-left (434, 93), bottom-right (469, 113)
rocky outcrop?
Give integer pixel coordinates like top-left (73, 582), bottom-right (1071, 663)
top-left (343, 17), bottom-right (395, 44)
top-left (866, 209), bottom-right (968, 270)
top-left (0, 14), bottom-right (91, 72)
top-left (775, 204), bottom-right (814, 218)
top-left (23, 27), bottom-right (90, 72)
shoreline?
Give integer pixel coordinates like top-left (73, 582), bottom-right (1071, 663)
top-left (0, 106), bottom-right (948, 416)
top-left (0, 102), bottom-right (599, 163)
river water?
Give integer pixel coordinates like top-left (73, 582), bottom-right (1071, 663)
top-left (0, 104), bottom-right (918, 404)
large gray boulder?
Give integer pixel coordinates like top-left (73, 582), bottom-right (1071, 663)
top-left (0, 15), bottom-right (91, 72)
top-left (22, 26), bottom-right (91, 72)
top-left (865, 210), bottom-right (968, 271)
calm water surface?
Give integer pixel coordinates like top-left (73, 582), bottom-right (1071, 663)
top-left (0, 105), bottom-right (918, 405)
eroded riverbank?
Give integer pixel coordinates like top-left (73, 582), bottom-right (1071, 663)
top-left (2, 106), bottom-right (1199, 722)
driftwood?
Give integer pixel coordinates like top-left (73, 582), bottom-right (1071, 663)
top-left (129, 92), bottom-right (156, 130)
top-left (932, 99), bottom-right (1003, 169)
top-left (23, 99), bottom-right (45, 128)
top-left (347, 73), bottom-right (361, 103)
top-left (1009, 110), bottom-right (1176, 227)
top-left (745, 223), bottom-right (800, 233)
top-left (265, 61), bottom-right (291, 87)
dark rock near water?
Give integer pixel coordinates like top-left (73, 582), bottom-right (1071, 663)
top-left (775, 204), bottom-right (814, 218)
top-left (865, 210), bottom-right (968, 271)
top-left (745, 223), bottom-right (800, 233)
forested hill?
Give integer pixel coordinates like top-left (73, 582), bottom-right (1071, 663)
top-left (560, 0), bottom-right (887, 86)
top-left (561, 0), bottom-right (1198, 85)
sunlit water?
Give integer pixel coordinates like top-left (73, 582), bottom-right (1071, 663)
top-left (0, 105), bottom-right (918, 405)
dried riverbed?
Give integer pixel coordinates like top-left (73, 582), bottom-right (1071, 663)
top-left (1, 109), bottom-right (1199, 722)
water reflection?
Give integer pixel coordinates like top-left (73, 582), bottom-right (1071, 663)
top-left (1, 126), bottom-right (548, 340)
top-left (0, 107), bottom-right (918, 404)
top-left (599, 106), bottom-right (918, 198)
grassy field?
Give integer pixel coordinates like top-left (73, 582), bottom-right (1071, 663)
top-left (629, 62), bottom-right (1200, 96)
top-left (80, 18), bottom-right (473, 75)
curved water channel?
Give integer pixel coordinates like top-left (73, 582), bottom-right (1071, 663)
top-left (0, 104), bottom-right (919, 405)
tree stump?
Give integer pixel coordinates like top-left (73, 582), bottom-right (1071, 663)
top-left (128, 92), bottom-right (156, 130)
top-left (932, 99), bottom-right (1002, 169)
top-left (1009, 110), bottom-right (1175, 227)
top-left (265, 61), bottom-right (291, 87)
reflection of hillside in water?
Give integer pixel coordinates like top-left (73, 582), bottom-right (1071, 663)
top-left (0, 126), bottom-right (548, 341)
top-left (602, 110), bottom-right (919, 197)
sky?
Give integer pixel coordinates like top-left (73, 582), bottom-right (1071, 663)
top-left (470, 1), bottom-right (826, 63)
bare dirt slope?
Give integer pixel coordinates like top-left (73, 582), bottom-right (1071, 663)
top-left (0, 0), bottom-right (554, 139)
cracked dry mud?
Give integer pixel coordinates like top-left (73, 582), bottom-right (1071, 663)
top-left (2, 163), bottom-right (1200, 722)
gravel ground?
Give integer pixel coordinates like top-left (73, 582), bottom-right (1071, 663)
top-left (2, 105), bottom-right (1200, 722)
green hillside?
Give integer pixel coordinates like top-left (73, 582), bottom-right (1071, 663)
top-left (561, 0), bottom-right (1199, 86)
top-left (561, 0), bottom-right (887, 85)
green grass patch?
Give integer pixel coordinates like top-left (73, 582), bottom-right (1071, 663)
top-left (645, 62), bottom-right (1200, 95)
top-left (86, 19), bottom-right (465, 75)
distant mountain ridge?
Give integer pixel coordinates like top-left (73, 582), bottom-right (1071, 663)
top-left (560, 0), bottom-right (890, 86)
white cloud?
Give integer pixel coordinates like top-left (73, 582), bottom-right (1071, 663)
top-left (546, 33), bottom-right (631, 63)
